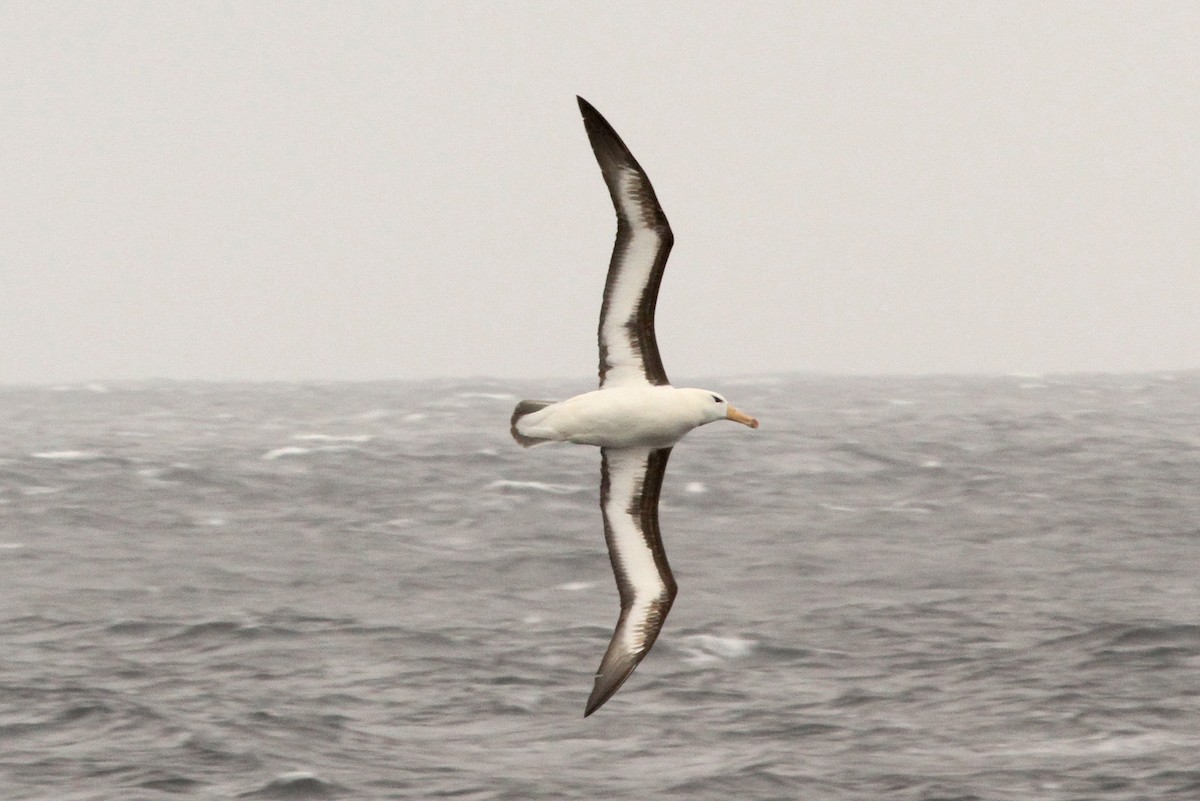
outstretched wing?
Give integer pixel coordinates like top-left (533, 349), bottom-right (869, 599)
top-left (586, 446), bottom-right (676, 716)
top-left (578, 97), bottom-right (674, 389)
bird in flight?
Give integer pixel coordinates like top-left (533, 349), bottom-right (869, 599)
top-left (511, 97), bottom-right (759, 716)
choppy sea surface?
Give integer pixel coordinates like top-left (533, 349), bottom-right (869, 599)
top-left (2, 374), bottom-right (1198, 800)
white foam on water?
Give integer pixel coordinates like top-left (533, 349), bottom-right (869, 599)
top-left (880, 504), bottom-right (934, 515)
top-left (684, 481), bottom-right (706, 494)
top-left (678, 633), bottom-right (756, 664)
top-left (456, 392), bottom-right (516, 401)
top-left (293, 433), bottom-right (373, 443)
top-left (262, 443), bottom-right (363, 460)
top-left (46, 383), bottom-right (109, 393)
top-left (998, 730), bottom-right (1180, 759)
top-left (31, 450), bottom-right (101, 461)
top-left (262, 446), bottom-right (312, 460)
top-left (487, 479), bottom-right (585, 495)
top-left (556, 581), bottom-right (593, 592)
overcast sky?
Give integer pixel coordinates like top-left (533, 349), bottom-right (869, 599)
top-left (3, 2), bottom-right (1198, 384)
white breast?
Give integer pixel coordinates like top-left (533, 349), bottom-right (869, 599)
top-left (518, 386), bottom-right (703, 449)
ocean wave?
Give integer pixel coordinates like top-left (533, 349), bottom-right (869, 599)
top-left (555, 581), bottom-right (594, 592)
top-left (262, 446), bottom-right (314, 460)
top-left (261, 444), bottom-right (364, 460)
top-left (1041, 622), bottom-right (1200, 654)
top-left (137, 776), bottom-right (206, 794)
top-left (3, 375), bottom-right (1199, 800)
top-left (160, 619), bottom-right (307, 644)
top-left (487, 479), bottom-right (586, 495)
top-left (238, 771), bottom-right (346, 800)
top-left (30, 450), bottom-right (103, 461)
top-left (20, 485), bottom-right (64, 496)
top-left (676, 633), bottom-right (756, 663)
top-left (455, 391), bottom-right (517, 401)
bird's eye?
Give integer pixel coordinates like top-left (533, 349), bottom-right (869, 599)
top-left (711, 395), bottom-right (722, 403)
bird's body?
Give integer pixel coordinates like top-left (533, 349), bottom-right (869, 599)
top-left (513, 385), bottom-right (740, 449)
top-left (511, 97), bottom-right (758, 716)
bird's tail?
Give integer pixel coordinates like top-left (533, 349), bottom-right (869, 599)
top-left (510, 400), bottom-right (557, 447)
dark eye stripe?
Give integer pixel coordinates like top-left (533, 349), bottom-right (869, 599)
top-left (711, 395), bottom-right (721, 403)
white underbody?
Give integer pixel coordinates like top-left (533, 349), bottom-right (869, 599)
top-left (516, 385), bottom-right (712, 449)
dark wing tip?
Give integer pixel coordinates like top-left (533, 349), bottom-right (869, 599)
top-left (576, 96), bottom-right (605, 125)
top-left (575, 97), bottom-right (644, 178)
top-left (575, 97), bottom-right (671, 250)
top-left (584, 650), bottom-right (640, 717)
top-left (582, 594), bottom-right (677, 717)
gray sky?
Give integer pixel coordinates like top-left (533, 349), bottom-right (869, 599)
top-left (3, 2), bottom-right (1198, 384)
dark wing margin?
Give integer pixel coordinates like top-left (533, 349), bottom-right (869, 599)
top-left (586, 446), bottom-right (676, 716)
top-left (577, 96), bottom-right (674, 388)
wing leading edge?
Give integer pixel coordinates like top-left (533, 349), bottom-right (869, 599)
top-left (578, 97), bottom-right (674, 389)
top-left (586, 446), bottom-right (676, 716)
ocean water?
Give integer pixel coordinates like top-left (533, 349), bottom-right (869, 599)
top-left (1, 374), bottom-right (1198, 800)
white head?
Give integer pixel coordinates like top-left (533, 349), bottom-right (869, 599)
top-left (681, 388), bottom-right (760, 428)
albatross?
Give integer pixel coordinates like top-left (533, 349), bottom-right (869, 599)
top-left (511, 97), bottom-right (759, 716)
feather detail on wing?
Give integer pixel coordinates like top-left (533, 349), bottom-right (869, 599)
top-left (578, 97), bottom-right (674, 389)
top-left (585, 446), bottom-right (676, 716)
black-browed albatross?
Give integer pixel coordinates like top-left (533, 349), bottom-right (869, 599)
top-left (511, 97), bottom-right (759, 716)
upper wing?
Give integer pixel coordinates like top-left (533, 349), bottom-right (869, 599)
top-left (586, 446), bottom-right (676, 716)
top-left (578, 97), bottom-right (674, 389)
